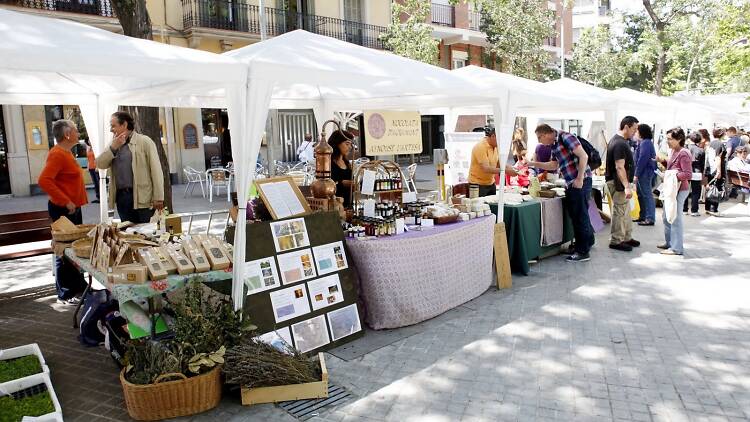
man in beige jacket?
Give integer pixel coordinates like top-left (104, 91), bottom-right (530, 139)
top-left (96, 111), bottom-right (164, 223)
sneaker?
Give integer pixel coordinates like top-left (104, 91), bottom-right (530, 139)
top-left (566, 253), bottom-right (591, 262)
top-left (609, 242), bottom-right (633, 252)
top-left (637, 220), bottom-right (655, 226)
top-left (690, 212), bottom-right (700, 217)
top-left (92, 199), bottom-right (100, 203)
top-left (683, 211), bottom-right (689, 215)
top-left (625, 239), bottom-right (641, 247)
top-left (56, 297), bottom-right (80, 306)
top-left (660, 249), bottom-right (683, 256)
top-left (632, 218), bottom-right (644, 223)
top-left (657, 243), bottom-right (670, 250)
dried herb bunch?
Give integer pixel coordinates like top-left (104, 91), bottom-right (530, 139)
top-left (223, 339), bottom-right (320, 388)
top-left (125, 340), bottom-right (191, 385)
top-left (169, 279), bottom-right (246, 354)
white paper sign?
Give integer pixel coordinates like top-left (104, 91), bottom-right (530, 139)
top-left (402, 191), bottom-right (417, 203)
top-left (277, 248), bottom-right (317, 285)
top-left (243, 256), bottom-right (280, 295)
top-left (270, 218), bottom-right (310, 253)
top-left (361, 170), bottom-right (376, 195)
top-left (421, 218), bottom-right (434, 227)
top-left (311, 241), bottom-right (348, 275)
top-left (256, 327), bottom-right (294, 353)
top-left (395, 218), bottom-right (405, 234)
top-left (326, 303), bottom-right (362, 341)
top-left (269, 284), bottom-right (312, 323)
top-left (307, 274), bottom-right (344, 311)
top-left (363, 199), bottom-right (376, 218)
top-left (291, 315), bottom-right (330, 353)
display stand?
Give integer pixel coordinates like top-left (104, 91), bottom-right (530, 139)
top-left (226, 212), bottom-right (363, 354)
top-left (351, 160), bottom-right (407, 214)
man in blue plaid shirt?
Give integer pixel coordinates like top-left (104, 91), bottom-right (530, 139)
top-left (529, 124), bottom-right (595, 262)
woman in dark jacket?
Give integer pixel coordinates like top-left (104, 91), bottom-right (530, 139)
top-left (683, 132), bottom-right (705, 216)
top-left (633, 124), bottom-right (657, 225)
top-left (328, 130), bottom-right (354, 207)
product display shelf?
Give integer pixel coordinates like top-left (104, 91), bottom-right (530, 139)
top-left (351, 160), bottom-right (407, 214)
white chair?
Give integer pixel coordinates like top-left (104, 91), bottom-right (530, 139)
top-left (206, 168), bottom-right (231, 203)
top-left (183, 167), bottom-right (206, 198)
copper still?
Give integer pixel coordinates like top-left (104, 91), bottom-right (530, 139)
top-left (310, 119), bottom-right (347, 199)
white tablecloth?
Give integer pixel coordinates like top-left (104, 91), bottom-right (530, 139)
top-left (345, 216), bottom-right (494, 329)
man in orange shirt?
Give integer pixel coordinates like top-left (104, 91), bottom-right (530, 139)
top-left (38, 119), bottom-right (88, 305)
top-left (468, 126), bottom-right (516, 197)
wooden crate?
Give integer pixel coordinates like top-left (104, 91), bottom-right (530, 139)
top-left (240, 353), bottom-right (328, 406)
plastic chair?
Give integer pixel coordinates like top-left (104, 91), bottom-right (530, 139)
top-left (183, 167), bottom-right (206, 198)
top-left (406, 163), bottom-right (418, 193)
top-left (206, 168), bottom-right (231, 202)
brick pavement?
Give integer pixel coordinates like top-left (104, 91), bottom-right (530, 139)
top-left (1, 202), bottom-right (749, 421)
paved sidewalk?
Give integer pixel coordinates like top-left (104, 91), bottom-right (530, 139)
top-left (1, 201), bottom-right (749, 421)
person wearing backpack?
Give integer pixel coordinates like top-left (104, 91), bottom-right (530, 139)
top-left (606, 116), bottom-right (641, 252)
top-left (529, 124), bottom-right (595, 262)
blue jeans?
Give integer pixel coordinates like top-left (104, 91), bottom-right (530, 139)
top-left (663, 190), bottom-right (689, 254)
top-left (637, 173), bottom-right (655, 222)
top-left (564, 177), bottom-right (595, 255)
top-left (48, 202), bottom-right (87, 300)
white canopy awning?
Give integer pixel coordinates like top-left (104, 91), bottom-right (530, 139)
top-left (0, 9), bottom-right (247, 220)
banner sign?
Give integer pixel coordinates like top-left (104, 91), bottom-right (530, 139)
top-left (364, 110), bottom-right (422, 155)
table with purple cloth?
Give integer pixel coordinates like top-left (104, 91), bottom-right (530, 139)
top-left (345, 216), bottom-right (494, 330)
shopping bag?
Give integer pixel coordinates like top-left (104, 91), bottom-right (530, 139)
top-left (629, 186), bottom-right (640, 220)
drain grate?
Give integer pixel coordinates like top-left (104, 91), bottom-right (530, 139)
top-left (277, 384), bottom-right (354, 420)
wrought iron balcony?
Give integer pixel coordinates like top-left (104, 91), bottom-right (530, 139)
top-left (181, 0), bottom-right (386, 49)
top-left (430, 2), bottom-right (454, 27)
top-left (0, 0), bottom-right (115, 17)
top-left (468, 10), bottom-right (480, 31)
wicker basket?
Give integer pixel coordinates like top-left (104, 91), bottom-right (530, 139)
top-left (120, 367), bottom-right (222, 421)
top-left (51, 224), bottom-right (96, 242)
top-left (71, 237), bottom-right (93, 258)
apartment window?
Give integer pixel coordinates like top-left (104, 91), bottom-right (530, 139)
top-left (452, 59), bottom-right (466, 69)
top-left (452, 51), bottom-right (468, 69)
top-left (575, 0), bottom-right (594, 6)
top-left (343, 0), bottom-right (363, 23)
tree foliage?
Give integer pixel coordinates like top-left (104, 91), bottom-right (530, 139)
top-left (381, 0), bottom-right (439, 65)
top-left (476, 0), bottom-right (556, 80)
top-left (568, 25), bottom-right (627, 89)
top-left (713, 2), bottom-right (750, 92)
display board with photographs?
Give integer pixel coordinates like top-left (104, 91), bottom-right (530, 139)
top-left (233, 211), bottom-right (364, 355)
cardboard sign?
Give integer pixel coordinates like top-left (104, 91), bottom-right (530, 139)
top-left (364, 110), bottom-right (422, 155)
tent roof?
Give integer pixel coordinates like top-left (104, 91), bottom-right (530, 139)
top-left (544, 78), bottom-right (617, 103)
top-left (0, 8), bottom-right (245, 106)
top-left (224, 30), bottom-right (496, 110)
top-left (451, 66), bottom-right (614, 113)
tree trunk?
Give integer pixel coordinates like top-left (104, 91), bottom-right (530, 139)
top-left (111, 0), bottom-right (174, 212)
top-left (654, 29), bottom-right (666, 96)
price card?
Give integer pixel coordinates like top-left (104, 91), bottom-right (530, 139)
top-left (361, 170), bottom-right (376, 195)
top-left (421, 218), bottom-right (434, 227)
top-left (395, 218), bottom-right (405, 234)
top-left (363, 199), bottom-right (376, 218)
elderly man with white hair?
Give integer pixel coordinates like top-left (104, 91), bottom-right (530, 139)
top-left (38, 119), bottom-right (88, 305)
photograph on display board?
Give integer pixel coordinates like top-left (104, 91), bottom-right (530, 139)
top-left (306, 274), bottom-right (345, 311)
top-left (291, 315), bottom-right (330, 353)
top-left (327, 303), bottom-right (362, 341)
top-left (243, 256), bottom-right (281, 295)
top-left (270, 218), bottom-right (310, 253)
top-left (277, 248), bottom-right (317, 285)
top-left (311, 241), bottom-right (349, 275)
top-left (269, 284), bottom-right (312, 323)
top-left (255, 327), bottom-right (294, 353)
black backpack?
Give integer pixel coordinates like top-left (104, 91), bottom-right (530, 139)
top-left (558, 133), bottom-right (602, 171)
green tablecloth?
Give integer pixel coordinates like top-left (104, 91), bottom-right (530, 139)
top-left (490, 199), bottom-right (573, 275)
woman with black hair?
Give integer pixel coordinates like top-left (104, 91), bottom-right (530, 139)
top-left (328, 130), bottom-right (354, 207)
top-left (658, 128), bottom-right (692, 256)
top-left (683, 132), bottom-right (705, 216)
top-left (633, 124), bottom-right (656, 225)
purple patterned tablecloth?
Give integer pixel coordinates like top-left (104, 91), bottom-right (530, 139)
top-left (345, 216), bottom-right (495, 329)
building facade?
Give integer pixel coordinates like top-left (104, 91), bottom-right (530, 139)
top-left (0, 0), bottom-right (391, 197)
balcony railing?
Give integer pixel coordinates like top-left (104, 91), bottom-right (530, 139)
top-left (0, 0), bottom-right (115, 17)
top-left (430, 3), bottom-right (454, 27)
top-left (182, 0), bottom-right (385, 49)
top-left (468, 10), bottom-right (480, 31)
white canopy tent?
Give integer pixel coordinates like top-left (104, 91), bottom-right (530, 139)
top-left (224, 30), bottom-right (509, 309)
top-left (0, 9), bottom-right (247, 221)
